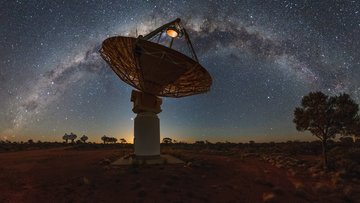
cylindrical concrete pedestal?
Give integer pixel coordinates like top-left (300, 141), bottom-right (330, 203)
top-left (134, 112), bottom-right (160, 157)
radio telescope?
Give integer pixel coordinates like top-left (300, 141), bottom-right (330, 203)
top-left (100, 18), bottom-right (212, 161)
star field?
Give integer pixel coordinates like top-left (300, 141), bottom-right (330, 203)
top-left (1, 0), bottom-right (359, 143)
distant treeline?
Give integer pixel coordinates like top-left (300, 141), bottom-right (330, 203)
top-left (0, 139), bottom-right (358, 154)
top-left (61, 133), bottom-right (127, 144)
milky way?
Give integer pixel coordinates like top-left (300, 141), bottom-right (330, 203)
top-left (1, 1), bottom-right (359, 142)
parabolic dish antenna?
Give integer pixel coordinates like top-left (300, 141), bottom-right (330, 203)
top-left (100, 18), bottom-right (212, 159)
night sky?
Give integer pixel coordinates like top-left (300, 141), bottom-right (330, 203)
top-left (1, 0), bottom-right (359, 143)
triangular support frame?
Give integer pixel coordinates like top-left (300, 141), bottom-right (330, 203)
top-left (139, 18), bottom-right (199, 62)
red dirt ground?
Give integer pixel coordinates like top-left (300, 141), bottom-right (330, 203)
top-left (0, 147), bottom-right (355, 202)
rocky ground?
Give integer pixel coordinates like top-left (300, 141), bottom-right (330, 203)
top-left (0, 144), bottom-right (359, 202)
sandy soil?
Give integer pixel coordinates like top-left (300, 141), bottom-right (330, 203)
top-left (0, 146), bottom-right (357, 203)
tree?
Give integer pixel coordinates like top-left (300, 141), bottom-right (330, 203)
top-left (205, 140), bottom-right (212, 144)
top-left (333, 94), bottom-right (359, 136)
top-left (101, 135), bottom-right (108, 144)
top-left (162, 137), bottom-right (172, 144)
top-left (68, 132), bottom-right (77, 143)
top-left (120, 138), bottom-right (127, 144)
top-left (195, 140), bottom-right (205, 145)
top-left (63, 133), bottom-right (69, 143)
top-left (101, 136), bottom-right (117, 144)
top-left (293, 92), bottom-right (359, 168)
top-left (80, 135), bottom-right (88, 143)
top-left (109, 137), bottom-right (117, 144)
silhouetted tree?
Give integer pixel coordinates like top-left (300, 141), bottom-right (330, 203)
top-left (68, 132), bottom-right (77, 143)
top-left (333, 94), bottom-right (359, 136)
top-left (80, 135), bottom-right (88, 143)
top-left (101, 135), bottom-right (108, 144)
top-left (162, 137), bottom-right (172, 144)
top-left (109, 137), bottom-right (117, 144)
top-left (27, 139), bottom-right (34, 144)
top-left (293, 92), bottom-right (359, 168)
top-left (205, 140), bottom-right (212, 144)
top-left (120, 138), bottom-right (127, 144)
top-left (101, 135), bottom-right (117, 144)
top-left (63, 133), bottom-right (69, 143)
